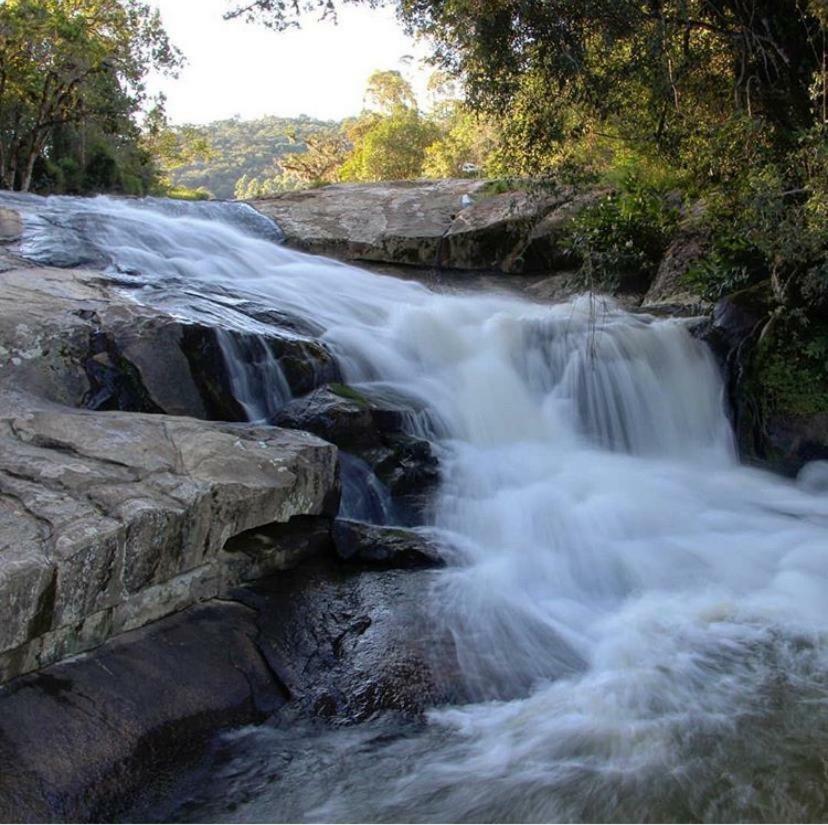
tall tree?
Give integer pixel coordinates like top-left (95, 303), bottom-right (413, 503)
top-left (364, 69), bottom-right (417, 113)
top-left (279, 128), bottom-right (350, 184)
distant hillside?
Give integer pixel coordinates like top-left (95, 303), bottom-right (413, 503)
top-left (168, 115), bottom-right (338, 199)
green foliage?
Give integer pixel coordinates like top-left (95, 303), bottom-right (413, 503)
top-left (421, 105), bottom-right (497, 178)
top-left (751, 317), bottom-right (828, 417)
top-left (279, 129), bottom-right (351, 185)
top-left (685, 124), bottom-right (828, 308)
top-left (566, 178), bottom-right (680, 291)
top-left (159, 114), bottom-right (337, 198)
top-left (364, 70), bottom-right (417, 113)
top-left (337, 72), bottom-right (440, 182)
top-left (341, 108), bottom-right (439, 181)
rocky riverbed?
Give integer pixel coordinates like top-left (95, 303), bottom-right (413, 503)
top-left (1, 187), bottom-right (827, 823)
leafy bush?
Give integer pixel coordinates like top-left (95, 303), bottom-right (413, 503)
top-left (166, 186), bottom-right (212, 201)
top-left (566, 176), bottom-right (680, 291)
top-left (685, 129), bottom-right (828, 309)
top-left (751, 316), bottom-right (828, 417)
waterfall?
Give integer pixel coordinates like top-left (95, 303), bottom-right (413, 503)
top-left (6, 192), bottom-right (828, 823)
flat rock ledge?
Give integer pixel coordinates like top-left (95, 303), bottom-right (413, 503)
top-left (0, 410), bottom-right (337, 684)
top-left (251, 179), bottom-right (606, 274)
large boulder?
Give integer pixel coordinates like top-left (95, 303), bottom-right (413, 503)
top-left (253, 180), bottom-right (487, 267)
top-left (252, 180), bottom-right (604, 274)
top-left (0, 600), bottom-right (288, 823)
top-left (438, 188), bottom-right (559, 272)
top-left (0, 266), bottom-right (339, 421)
top-left (0, 204), bottom-right (458, 823)
top-left (0, 406), bottom-right (338, 682)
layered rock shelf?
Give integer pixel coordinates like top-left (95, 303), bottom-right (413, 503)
top-left (0, 260), bottom-right (339, 683)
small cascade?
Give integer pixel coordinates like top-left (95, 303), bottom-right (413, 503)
top-left (338, 453), bottom-right (396, 524)
top-left (213, 328), bottom-right (291, 423)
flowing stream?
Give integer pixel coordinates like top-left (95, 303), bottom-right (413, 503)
top-left (6, 193), bottom-right (828, 822)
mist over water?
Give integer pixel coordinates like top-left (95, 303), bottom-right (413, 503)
top-left (7, 193), bottom-right (828, 822)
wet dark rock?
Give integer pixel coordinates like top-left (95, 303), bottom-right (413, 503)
top-left (699, 284), bottom-right (772, 464)
top-left (705, 283), bottom-right (772, 363)
top-left (700, 283), bottom-right (828, 474)
top-left (0, 601), bottom-right (288, 823)
top-left (268, 338), bottom-right (342, 399)
top-left (333, 519), bottom-right (445, 569)
top-left (274, 384), bottom-right (388, 449)
top-left (233, 299), bottom-right (326, 338)
top-left (231, 558), bottom-right (458, 725)
top-left (760, 413), bottom-right (828, 473)
top-left (181, 326), bottom-right (341, 420)
top-left (274, 384), bottom-right (440, 517)
top-left (81, 328), bottom-right (166, 414)
top-left (0, 555), bottom-right (460, 822)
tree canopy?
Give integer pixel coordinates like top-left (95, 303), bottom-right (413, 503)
top-left (225, 0), bottom-right (827, 169)
top-left (0, 0), bottom-right (181, 192)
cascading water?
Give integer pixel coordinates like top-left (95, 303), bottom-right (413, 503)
top-left (5, 192), bottom-right (828, 822)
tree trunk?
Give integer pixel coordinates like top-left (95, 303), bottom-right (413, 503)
top-left (20, 149), bottom-right (38, 192)
top-left (20, 130), bottom-right (46, 192)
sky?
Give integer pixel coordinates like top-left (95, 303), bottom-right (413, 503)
top-left (146, 0), bottom-right (433, 125)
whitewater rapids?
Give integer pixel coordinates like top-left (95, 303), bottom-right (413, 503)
top-left (6, 193), bottom-right (828, 822)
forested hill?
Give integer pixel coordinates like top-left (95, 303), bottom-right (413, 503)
top-left (168, 115), bottom-right (338, 199)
